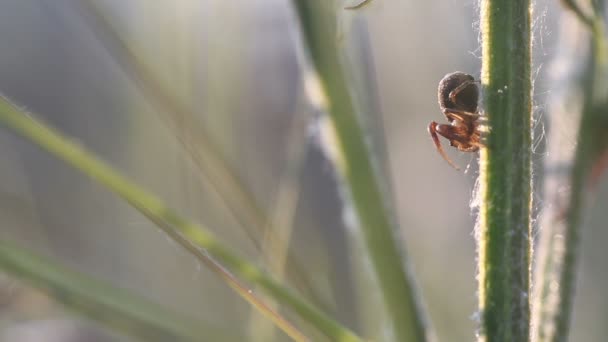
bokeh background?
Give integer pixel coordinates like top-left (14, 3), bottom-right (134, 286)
top-left (0, 0), bottom-right (606, 341)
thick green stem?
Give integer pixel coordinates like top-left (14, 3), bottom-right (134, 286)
top-left (478, 0), bottom-right (533, 340)
top-left (292, 1), bottom-right (428, 341)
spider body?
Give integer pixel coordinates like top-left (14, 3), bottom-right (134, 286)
top-left (428, 71), bottom-right (483, 169)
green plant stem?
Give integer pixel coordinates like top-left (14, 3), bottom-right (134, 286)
top-left (292, 1), bottom-right (428, 341)
top-left (532, 6), bottom-right (608, 340)
top-left (0, 97), bottom-right (361, 342)
top-left (0, 240), bottom-right (239, 342)
top-left (478, 0), bottom-right (533, 340)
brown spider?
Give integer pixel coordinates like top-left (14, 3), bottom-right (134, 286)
top-left (428, 72), bottom-right (484, 170)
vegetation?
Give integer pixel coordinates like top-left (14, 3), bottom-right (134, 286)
top-left (0, 1), bottom-right (606, 341)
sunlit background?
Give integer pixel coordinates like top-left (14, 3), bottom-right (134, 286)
top-left (0, 0), bottom-right (606, 341)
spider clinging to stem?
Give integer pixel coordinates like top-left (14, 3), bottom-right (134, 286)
top-left (428, 71), bottom-right (485, 170)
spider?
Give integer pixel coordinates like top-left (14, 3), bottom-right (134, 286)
top-left (428, 71), bottom-right (484, 170)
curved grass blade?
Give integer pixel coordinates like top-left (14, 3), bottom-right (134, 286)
top-left (531, 2), bottom-right (608, 340)
top-left (0, 240), bottom-right (241, 342)
top-left (0, 97), bottom-right (361, 342)
top-left (73, 0), bottom-right (329, 311)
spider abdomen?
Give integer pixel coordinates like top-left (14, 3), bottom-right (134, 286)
top-left (438, 71), bottom-right (479, 115)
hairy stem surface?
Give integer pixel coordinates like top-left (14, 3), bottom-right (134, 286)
top-left (478, 0), bottom-right (533, 340)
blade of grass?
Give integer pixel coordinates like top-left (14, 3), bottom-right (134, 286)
top-left (531, 2), bottom-right (608, 340)
top-left (291, 1), bottom-right (430, 341)
top-left (0, 240), bottom-right (240, 342)
top-left (561, 0), bottom-right (594, 29)
top-left (71, 0), bottom-right (266, 247)
top-left (477, 0), bottom-right (533, 340)
top-left (247, 102), bottom-right (309, 341)
top-left (72, 0), bottom-right (329, 310)
top-left (0, 96), bottom-right (361, 342)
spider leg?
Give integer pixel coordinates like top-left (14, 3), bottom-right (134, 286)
top-left (449, 79), bottom-right (477, 103)
top-left (428, 121), bottom-right (460, 170)
top-left (445, 109), bottom-right (481, 122)
top-left (457, 144), bottom-right (480, 152)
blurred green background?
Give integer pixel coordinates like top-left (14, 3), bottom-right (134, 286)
top-left (0, 0), bottom-right (605, 341)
